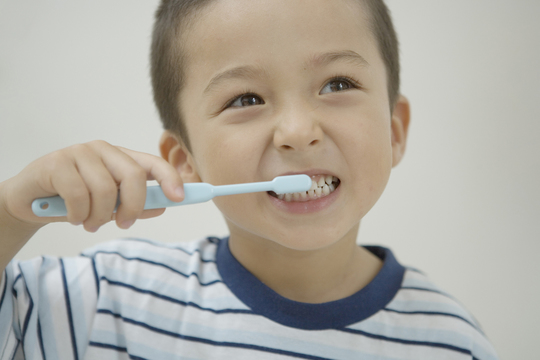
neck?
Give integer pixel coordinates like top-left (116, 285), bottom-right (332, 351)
top-left (228, 226), bottom-right (383, 304)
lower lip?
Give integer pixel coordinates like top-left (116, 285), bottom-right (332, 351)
top-left (267, 184), bottom-right (340, 214)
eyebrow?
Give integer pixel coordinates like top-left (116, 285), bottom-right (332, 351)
top-left (306, 50), bottom-right (369, 69)
top-left (203, 50), bottom-right (369, 95)
top-left (204, 65), bottom-right (267, 94)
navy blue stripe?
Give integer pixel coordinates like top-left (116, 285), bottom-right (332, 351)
top-left (89, 341), bottom-right (149, 360)
top-left (59, 259), bottom-right (79, 360)
top-left (99, 277), bottom-right (253, 315)
top-left (340, 327), bottom-right (471, 356)
top-left (37, 319), bottom-right (47, 360)
top-left (404, 266), bottom-right (426, 275)
top-left (91, 251), bottom-right (221, 287)
top-left (78, 254), bottom-right (101, 296)
top-left (10, 339), bottom-right (21, 360)
top-left (21, 299), bottom-right (34, 335)
top-left (0, 271), bottom-right (7, 310)
top-left (207, 236), bottom-right (220, 244)
top-left (383, 308), bottom-right (479, 330)
top-left (90, 257), bottom-right (100, 296)
top-left (121, 237), bottom-right (217, 262)
top-left (401, 286), bottom-right (454, 299)
top-left (20, 296), bottom-right (33, 344)
top-left (98, 310), bottom-right (331, 360)
top-left (12, 273), bottom-right (22, 288)
top-left (18, 263), bottom-right (34, 343)
top-left (89, 341), bottom-right (127, 352)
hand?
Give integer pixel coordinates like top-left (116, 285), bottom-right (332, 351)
top-left (0, 140), bottom-right (185, 232)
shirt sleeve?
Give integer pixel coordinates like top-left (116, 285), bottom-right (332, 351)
top-left (0, 255), bottom-right (99, 360)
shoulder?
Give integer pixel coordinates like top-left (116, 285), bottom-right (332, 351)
top-left (393, 268), bottom-right (482, 328)
top-left (81, 236), bottom-right (220, 262)
top-left (341, 247), bottom-right (498, 359)
top-left (376, 267), bottom-right (498, 359)
top-left (80, 236), bottom-right (223, 286)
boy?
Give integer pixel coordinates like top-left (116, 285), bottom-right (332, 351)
top-left (0, 0), bottom-right (499, 359)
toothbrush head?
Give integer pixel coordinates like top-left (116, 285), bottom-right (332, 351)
top-left (271, 175), bottom-right (312, 195)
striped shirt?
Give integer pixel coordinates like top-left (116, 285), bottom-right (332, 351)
top-left (1, 236), bottom-right (498, 360)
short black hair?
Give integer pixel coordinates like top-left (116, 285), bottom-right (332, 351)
top-left (151, 0), bottom-right (400, 152)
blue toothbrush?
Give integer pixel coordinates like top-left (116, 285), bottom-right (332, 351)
top-left (31, 174), bottom-right (311, 217)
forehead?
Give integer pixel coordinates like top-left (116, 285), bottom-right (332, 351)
top-left (180, 0), bottom-right (380, 83)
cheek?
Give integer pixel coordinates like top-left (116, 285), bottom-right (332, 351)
top-left (330, 108), bottom-right (393, 182)
top-left (190, 122), bottom-right (268, 185)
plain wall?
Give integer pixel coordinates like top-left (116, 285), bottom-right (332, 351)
top-left (1, 1), bottom-right (539, 358)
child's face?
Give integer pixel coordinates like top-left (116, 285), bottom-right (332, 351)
top-left (172, 0), bottom-right (408, 250)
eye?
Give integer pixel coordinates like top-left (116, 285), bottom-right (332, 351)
top-left (320, 77), bottom-right (358, 95)
top-left (227, 93), bottom-right (265, 108)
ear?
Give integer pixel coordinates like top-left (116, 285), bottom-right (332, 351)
top-left (390, 95), bottom-right (411, 167)
top-left (159, 131), bottom-right (202, 183)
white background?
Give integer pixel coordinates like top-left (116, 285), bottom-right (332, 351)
top-left (1, 1), bottom-right (539, 358)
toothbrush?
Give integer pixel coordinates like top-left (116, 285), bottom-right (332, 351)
top-left (31, 174), bottom-right (311, 217)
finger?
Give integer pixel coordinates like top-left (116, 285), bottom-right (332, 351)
top-left (35, 150), bottom-right (91, 225)
top-left (50, 165), bottom-right (90, 225)
top-left (109, 208), bottom-right (166, 221)
top-left (73, 146), bottom-right (119, 231)
top-left (4, 151), bottom-right (87, 225)
top-left (116, 146), bottom-right (185, 202)
top-left (139, 208), bottom-right (166, 220)
top-left (85, 141), bottom-right (149, 228)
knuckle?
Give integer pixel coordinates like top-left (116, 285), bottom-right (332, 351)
top-left (127, 166), bottom-right (147, 182)
top-left (68, 187), bottom-right (89, 203)
top-left (44, 151), bottom-right (69, 172)
top-left (89, 139), bottom-right (109, 147)
top-left (69, 143), bottom-right (88, 153)
top-left (96, 183), bottom-right (118, 199)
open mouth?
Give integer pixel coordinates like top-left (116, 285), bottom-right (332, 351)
top-left (268, 174), bottom-right (341, 202)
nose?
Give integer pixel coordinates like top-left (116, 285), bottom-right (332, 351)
top-left (273, 105), bottom-right (324, 152)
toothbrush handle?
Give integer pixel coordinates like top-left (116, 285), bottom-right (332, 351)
top-left (32, 183), bottom-right (215, 217)
top-left (211, 181), bottom-right (272, 197)
top-left (145, 183), bottom-right (214, 209)
top-left (31, 175), bottom-right (307, 217)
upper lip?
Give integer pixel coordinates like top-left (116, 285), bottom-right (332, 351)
top-left (273, 169), bottom-right (340, 179)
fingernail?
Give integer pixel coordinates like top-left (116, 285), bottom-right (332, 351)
top-left (175, 186), bottom-right (184, 198)
top-left (120, 220), bottom-right (135, 229)
top-left (87, 226), bottom-right (100, 233)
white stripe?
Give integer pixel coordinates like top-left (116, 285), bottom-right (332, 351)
top-left (15, 260), bottom-right (40, 359)
top-left (34, 257), bottom-right (60, 360)
top-left (0, 268), bottom-right (16, 360)
top-left (389, 289), bottom-right (477, 323)
top-left (91, 245), bottom-right (222, 286)
top-left (83, 237), bottom-right (218, 264)
top-left (401, 271), bottom-right (448, 293)
top-left (347, 315), bottom-right (472, 351)
top-left (38, 257), bottom-right (75, 359)
top-left (62, 257), bottom-right (98, 359)
top-left (84, 345), bottom-right (131, 360)
top-left (97, 257), bottom-right (247, 311)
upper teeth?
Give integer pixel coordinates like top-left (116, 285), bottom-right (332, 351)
top-left (277, 174), bottom-right (339, 202)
